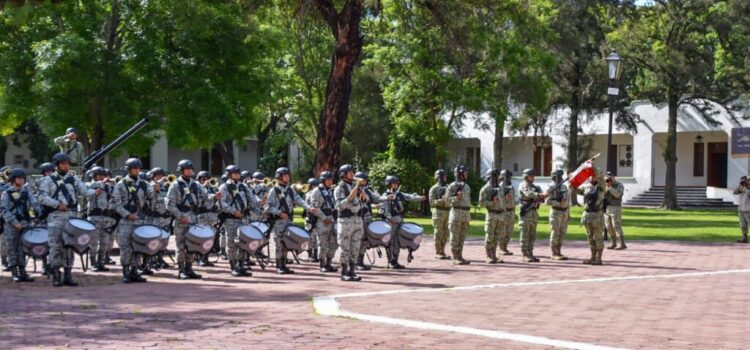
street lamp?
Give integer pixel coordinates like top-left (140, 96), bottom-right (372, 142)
top-left (606, 51), bottom-right (623, 175)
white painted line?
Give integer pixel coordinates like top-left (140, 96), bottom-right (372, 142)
top-left (313, 269), bottom-right (750, 349)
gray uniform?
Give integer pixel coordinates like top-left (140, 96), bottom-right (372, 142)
top-left (219, 179), bottom-right (258, 261)
top-left (309, 185), bottom-right (338, 260)
top-left (358, 187), bottom-right (385, 255)
top-left (250, 183), bottom-right (269, 222)
top-left (86, 181), bottom-right (117, 259)
top-left (429, 183), bottom-right (450, 257)
top-left (199, 183), bottom-right (220, 227)
top-left (166, 176), bottom-right (209, 264)
top-left (150, 180), bottom-right (171, 232)
top-left (37, 171), bottom-right (94, 268)
top-left (264, 183), bottom-right (309, 259)
top-left (334, 181), bottom-right (365, 265)
top-left (304, 191), bottom-right (318, 254)
top-left (382, 189), bottom-right (422, 262)
top-left (2, 186), bottom-right (41, 268)
top-left (113, 175), bottom-right (155, 266)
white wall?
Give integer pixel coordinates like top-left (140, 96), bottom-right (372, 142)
top-left (651, 131), bottom-right (726, 187)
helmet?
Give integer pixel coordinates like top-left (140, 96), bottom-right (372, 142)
top-left (354, 171), bottom-right (368, 181)
top-left (338, 164), bottom-right (354, 177)
top-left (522, 168), bottom-right (535, 177)
top-left (51, 153), bottom-right (71, 165)
top-left (220, 174), bottom-right (228, 183)
top-left (485, 168), bottom-right (500, 185)
top-left (307, 177), bottom-right (320, 187)
top-left (274, 167), bottom-right (290, 179)
top-left (454, 165), bottom-right (468, 180)
top-left (252, 171), bottom-right (264, 180)
top-left (124, 158), bottom-right (142, 171)
top-left (225, 165), bottom-right (241, 174)
top-left (241, 170), bottom-right (252, 180)
top-left (104, 168), bottom-right (112, 177)
top-left (196, 171), bottom-right (210, 180)
top-left (434, 169), bottom-right (446, 180)
top-left (176, 159), bottom-right (194, 172)
top-left (40, 162), bottom-right (54, 174)
top-left (319, 171), bottom-right (333, 182)
top-left (90, 166), bottom-right (107, 177)
top-left (138, 171), bottom-right (149, 181)
top-left (384, 175), bottom-right (399, 186)
top-left (8, 168), bottom-right (26, 181)
top-left (65, 127), bottom-right (77, 134)
top-left (551, 169), bottom-right (564, 183)
top-left (149, 167), bottom-right (165, 178)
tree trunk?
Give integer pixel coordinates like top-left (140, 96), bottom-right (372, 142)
top-left (257, 113), bottom-right (281, 167)
top-left (567, 91), bottom-right (580, 206)
top-left (661, 90), bottom-right (680, 210)
top-left (313, 0), bottom-right (364, 174)
top-left (493, 110), bottom-right (504, 169)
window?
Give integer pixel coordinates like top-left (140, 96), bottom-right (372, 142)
top-left (693, 142), bottom-right (704, 177)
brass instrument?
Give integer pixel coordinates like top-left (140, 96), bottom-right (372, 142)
top-left (166, 174), bottom-right (177, 184)
top-left (263, 177), bottom-right (273, 185)
top-left (114, 175), bottom-right (123, 183)
top-left (292, 183), bottom-right (310, 193)
top-left (0, 167), bottom-right (13, 181)
top-left (209, 178), bottom-right (219, 187)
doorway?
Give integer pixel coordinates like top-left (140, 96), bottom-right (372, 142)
top-left (707, 142), bottom-right (727, 187)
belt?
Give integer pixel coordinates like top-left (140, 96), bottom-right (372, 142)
top-left (584, 209), bottom-right (600, 213)
top-left (452, 206), bottom-right (471, 211)
top-left (432, 206), bottom-right (450, 211)
top-left (552, 206), bottom-right (568, 211)
top-left (487, 208), bottom-right (504, 214)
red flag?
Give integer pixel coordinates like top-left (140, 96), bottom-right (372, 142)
top-left (569, 160), bottom-right (594, 188)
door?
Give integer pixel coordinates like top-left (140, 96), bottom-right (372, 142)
top-left (543, 146), bottom-right (552, 176)
top-left (707, 142), bottom-right (727, 188)
top-left (210, 147), bottom-right (224, 175)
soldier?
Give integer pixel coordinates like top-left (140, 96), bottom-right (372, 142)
top-left (53, 128), bottom-right (85, 175)
top-left (35, 162), bottom-right (56, 275)
top-left (518, 169), bottom-right (547, 263)
top-left (499, 170), bottom-right (515, 256)
top-left (148, 167), bottom-right (172, 269)
top-left (2, 169), bottom-right (41, 282)
top-left (546, 169), bottom-right (570, 260)
top-left (309, 172), bottom-right (338, 273)
top-left (249, 171), bottom-right (269, 222)
top-left (479, 169), bottom-right (505, 264)
top-left (382, 175), bottom-right (426, 269)
top-left (37, 153), bottom-right (97, 287)
top-left (734, 176), bottom-right (750, 243)
top-left (580, 168), bottom-right (605, 265)
top-left (166, 159), bottom-right (209, 280)
top-left (304, 177), bottom-right (321, 262)
top-left (0, 166), bottom-right (11, 272)
top-left (113, 158), bottom-right (158, 283)
top-left (264, 167), bottom-right (317, 275)
top-left (447, 165), bottom-right (472, 265)
top-left (605, 172), bottom-right (627, 250)
top-left (353, 171), bottom-right (386, 271)
top-left (86, 166), bottom-right (117, 272)
top-left (219, 165), bottom-right (256, 277)
top-left (429, 169), bottom-right (451, 260)
top-left (334, 164), bottom-right (364, 281)
top-left (196, 171), bottom-right (221, 267)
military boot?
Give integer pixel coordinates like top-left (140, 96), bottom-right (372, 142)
top-left (220, 248), bottom-right (228, 260)
top-left (485, 248), bottom-right (498, 264)
top-left (93, 255), bottom-right (109, 272)
top-left (17, 265), bottom-right (33, 282)
top-left (11, 266), bottom-right (21, 282)
top-left (62, 267), bottom-right (78, 287)
top-left (529, 248), bottom-right (540, 262)
top-left (616, 237), bottom-right (627, 250)
top-left (130, 266), bottom-right (147, 283)
top-left (122, 265), bottom-right (133, 283)
top-left (355, 254), bottom-right (371, 271)
top-left (557, 246), bottom-right (568, 261)
top-left (521, 248), bottom-right (533, 262)
top-left (230, 261), bottom-right (242, 277)
top-left (324, 257), bottom-right (338, 272)
top-left (185, 262), bottom-right (202, 279)
top-left (737, 235), bottom-right (749, 243)
top-left (105, 252), bottom-right (116, 265)
top-left (52, 267), bottom-right (63, 287)
top-left (607, 237), bottom-right (617, 249)
top-left (582, 248), bottom-right (596, 265)
top-left (349, 262), bottom-right (362, 282)
top-left (319, 258), bottom-right (328, 273)
top-left (389, 258), bottom-right (406, 269)
top-left (500, 242), bottom-right (514, 256)
top-left (238, 260), bottom-right (252, 277)
top-left (593, 248), bottom-right (604, 265)
top-left (452, 251), bottom-right (470, 265)
top-left (42, 257), bottom-right (50, 276)
top-left (178, 262), bottom-right (190, 280)
top-left (340, 264), bottom-right (352, 281)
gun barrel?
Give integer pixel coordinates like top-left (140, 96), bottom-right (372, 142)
top-left (84, 118), bottom-right (149, 169)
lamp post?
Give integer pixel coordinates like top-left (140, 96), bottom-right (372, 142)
top-left (606, 51), bottom-right (623, 175)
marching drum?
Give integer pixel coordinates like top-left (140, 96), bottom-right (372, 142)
top-left (398, 222), bottom-right (424, 251)
top-left (22, 227), bottom-right (49, 258)
top-left (133, 225), bottom-right (163, 256)
top-left (365, 220), bottom-right (392, 248)
top-left (250, 221), bottom-right (270, 237)
top-left (159, 227), bottom-right (171, 251)
top-left (185, 224), bottom-right (216, 255)
top-left (283, 224), bottom-right (310, 252)
top-left (63, 218), bottom-right (96, 253)
top-left (237, 225), bottom-right (265, 253)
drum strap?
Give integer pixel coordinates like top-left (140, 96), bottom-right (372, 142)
top-left (124, 178), bottom-right (148, 213)
top-left (228, 184), bottom-right (247, 212)
top-left (274, 187), bottom-right (292, 215)
top-left (50, 174), bottom-right (76, 207)
top-left (7, 189), bottom-right (31, 220)
top-left (178, 180), bottom-right (199, 211)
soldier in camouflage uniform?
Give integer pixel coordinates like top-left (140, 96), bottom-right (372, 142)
top-left (479, 169), bottom-right (505, 264)
top-left (264, 167), bottom-right (316, 275)
top-left (518, 169), bottom-right (547, 263)
top-left (86, 166), bottom-right (117, 272)
top-left (334, 164), bottom-right (366, 281)
top-left (113, 158), bottom-right (158, 283)
top-left (37, 153), bottom-right (97, 287)
top-left (580, 167), bottom-right (605, 265)
top-left (353, 171), bottom-right (386, 271)
top-left (499, 170), bottom-right (516, 256)
top-left (147, 168), bottom-right (171, 268)
top-left (382, 175), bottom-right (426, 269)
top-left (53, 128), bottom-right (85, 176)
top-left (545, 169), bottom-right (570, 260)
top-left (0, 166), bottom-right (12, 272)
top-left (196, 171), bottom-right (221, 267)
top-left (304, 177), bottom-right (321, 263)
top-left (429, 169), bottom-right (451, 260)
top-left (447, 165), bottom-right (472, 265)
top-left (166, 159), bottom-right (210, 279)
top-left (734, 176), bottom-right (750, 243)
top-left (35, 162), bottom-right (56, 275)
top-left (249, 171), bottom-right (269, 222)
top-left (309, 172), bottom-right (338, 273)
top-left (219, 165), bottom-right (256, 277)
top-left (604, 172), bottom-right (627, 250)
top-left (2, 169), bottom-right (41, 282)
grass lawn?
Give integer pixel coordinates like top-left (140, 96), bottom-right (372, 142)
top-left (294, 207), bottom-right (742, 242)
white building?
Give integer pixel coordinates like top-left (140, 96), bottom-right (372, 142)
top-left (446, 100), bottom-right (750, 204)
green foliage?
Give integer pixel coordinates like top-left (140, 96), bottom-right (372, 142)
top-left (367, 157), bottom-right (432, 198)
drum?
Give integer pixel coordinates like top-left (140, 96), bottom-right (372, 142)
top-left (398, 222), bottom-right (424, 251)
top-left (63, 218), bottom-right (96, 253)
top-left (283, 224), bottom-right (310, 252)
top-left (236, 225), bottom-right (265, 253)
top-left (133, 225), bottom-right (163, 256)
top-left (159, 228), bottom-right (170, 251)
top-left (366, 220), bottom-right (392, 248)
top-left (22, 227), bottom-right (49, 258)
top-left (250, 221), bottom-right (270, 237)
top-left (185, 224), bottom-right (215, 255)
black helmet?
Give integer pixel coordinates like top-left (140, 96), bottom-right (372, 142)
top-left (196, 171), bottom-right (210, 180)
top-left (454, 165), bottom-right (468, 180)
top-left (90, 166), bottom-right (107, 177)
top-left (40, 162), bottom-right (54, 174)
top-left (225, 165), bottom-right (241, 174)
top-left (149, 167), bottom-right (165, 178)
top-left (307, 177), bottom-right (320, 187)
top-left (434, 169), bottom-right (446, 180)
top-left (354, 171), bottom-right (368, 181)
top-left (485, 168), bottom-right (500, 185)
top-left (338, 164), bottom-right (354, 177)
top-left (176, 159), bottom-right (194, 172)
top-left (252, 171), bottom-right (264, 180)
top-left (124, 158), bottom-right (142, 171)
top-left (319, 171), bottom-right (333, 182)
top-left (384, 175), bottom-right (399, 186)
top-left (66, 127), bottom-right (77, 134)
top-left (500, 169), bottom-right (512, 186)
top-left (104, 168), bottom-right (112, 177)
top-left (522, 168), bottom-right (535, 177)
top-left (138, 171), bottom-right (149, 181)
top-left (9, 168), bottom-right (26, 181)
top-left (51, 152), bottom-right (71, 165)
top-left (274, 167), bottom-right (290, 179)
top-left (220, 174), bottom-right (228, 183)
top-left (241, 170), bottom-right (252, 180)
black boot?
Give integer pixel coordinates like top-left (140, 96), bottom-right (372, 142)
top-left (389, 257), bottom-right (405, 270)
top-left (93, 255), bottom-right (109, 272)
top-left (52, 267), bottom-right (63, 287)
top-left (310, 248), bottom-right (319, 263)
top-left (282, 256), bottom-right (295, 274)
top-left (349, 262), bottom-right (362, 282)
top-left (276, 258), bottom-right (287, 274)
top-left (178, 262), bottom-right (190, 280)
top-left (220, 248), bottom-right (228, 260)
top-left (198, 255), bottom-right (214, 267)
top-left (42, 257), bottom-right (50, 276)
top-left (130, 265), bottom-right (147, 283)
top-left (354, 254), bottom-right (371, 271)
top-left (186, 262), bottom-right (202, 279)
top-left (230, 261), bottom-right (241, 277)
top-left (238, 260), bottom-right (252, 277)
top-left (319, 259), bottom-right (327, 273)
top-left (324, 257), bottom-right (337, 272)
top-left (105, 252), bottom-right (116, 265)
top-left (18, 265), bottom-right (33, 282)
top-left (157, 253), bottom-right (171, 269)
top-left (140, 261), bottom-right (154, 276)
top-left (62, 267), bottom-right (78, 287)
top-left (11, 266), bottom-right (21, 282)
top-left (122, 265), bottom-right (133, 283)
top-left (340, 264), bottom-right (352, 281)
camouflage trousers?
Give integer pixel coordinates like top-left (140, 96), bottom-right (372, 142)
top-left (89, 216), bottom-right (116, 258)
top-left (549, 208), bottom-right (569, 248)
top-left (306, 219), bottom-right (319, 253)
top-left (483, 213), bottom-right (504, 251)
top-left (0, 234), bottom-right (6, 259)
top-left (432, 209), bottom-right (450, 255)
top-left (449, 209), bottom-right (471, 254)
top-left (118, 221), bottom-right (140, 266)
top-left (605, 205), bottom-right (624, 241)
top-left (740, 211), bottom-right (750, 236)
top-left (388, 216), bottom-right (404, 260)
top-left (314, 217), bottom-right (337, 260)
top-left (358, 214), bottom-right (373, 256)
top-left (271, 219), bottom-right (292, 259)
top-left (3, 223), bottom-right (26, 267)
top-left (224, 218), bottom-right (244, 261)
top-left (48, 215), bottom-right (74, 268)
top-left (502, 210), bottom-right (515, 247)
top-left (173, 224), bottom-right (195, 264)
top-left (519, 209), bottom-right (538, 254)
top-left (337, 216), bottom-right (364, 265)
top-left (582, 211), bottom-right (605, 250)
